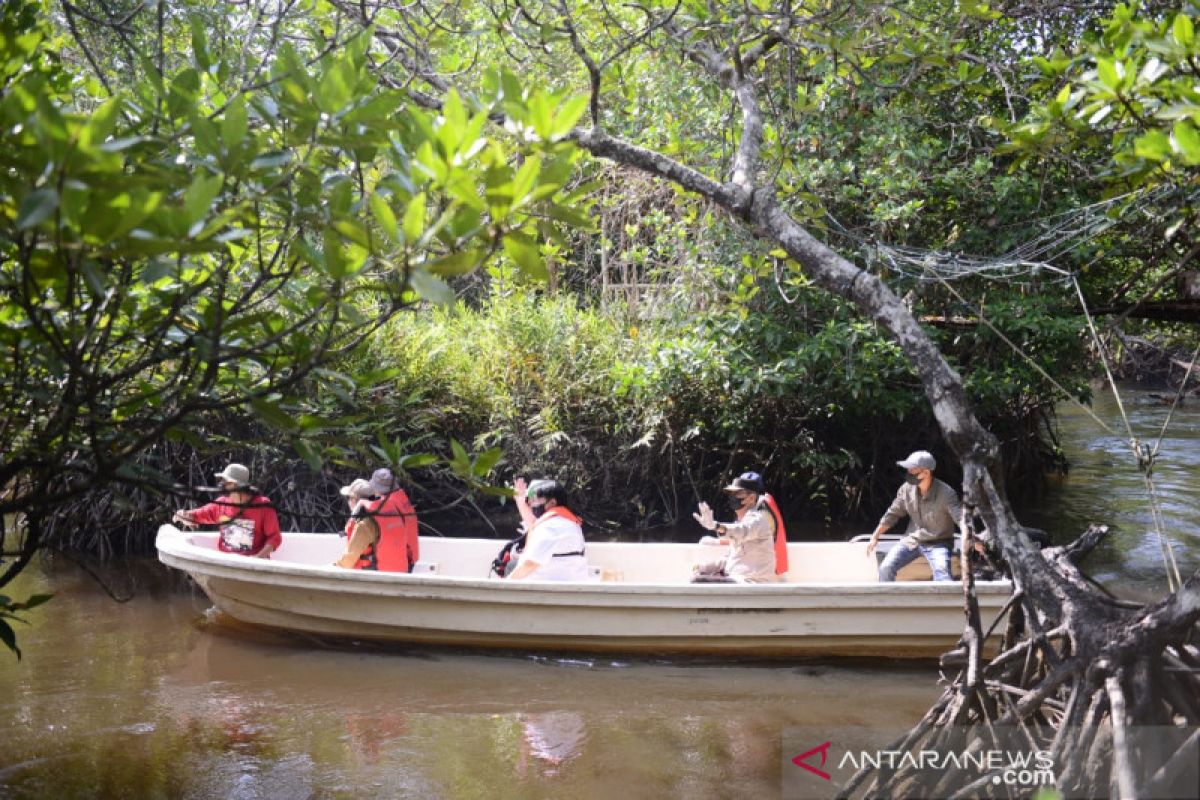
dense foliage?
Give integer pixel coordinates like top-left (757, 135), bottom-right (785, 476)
top-left (3, 0), bottom-right (1199, 656)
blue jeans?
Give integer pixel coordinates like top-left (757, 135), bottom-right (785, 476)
top-left (878, 541), bottom-right (953, 582)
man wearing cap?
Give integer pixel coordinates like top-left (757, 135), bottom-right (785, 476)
top-left (692, 472), bottom-right (780, 583)
top-left (866, 450), bottom-right (961, 582)
top-left (173, 463), bottom-right (282, 558)
top-left (334, 469), bottom-right (419, 572)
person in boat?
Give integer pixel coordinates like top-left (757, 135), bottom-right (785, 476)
top-left (333, 477), bottom-right (373, 567)
top-left (333, 468), bottom-right (419, 572)
top-left (692, 472), bottom-right (784, 583)
top-left (172, 463), bottom-right (282, 558)
top-left (505, 478), bottom-right (588, 581)
top-left (866, 450), bottom-right (961, 582)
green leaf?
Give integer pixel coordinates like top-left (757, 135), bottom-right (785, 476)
top-left (424, 249), bottom-right (484, 276)
top-left (316, 56), bottom-right (356, 113)
top-left (15, 188), bottom-right (58, 230)
top-left (472, 446), bottom-right (503, 477)
top-left (191, 16), bottom-right (211, 71)
top-left (499, 68), bottom-right (523, 105)
top-left (403, 192), bottom-right (426, 244)
top-left (503, 231), bottom-right (546, 280)
top-left (407, 268), bottom-right (454, 304)
top-left (1174, 13), bottom-right (1195, 47)
top-left (0, 618), bottom-right (19, 660)
top-left (190, 113), bottom-right (220, 156)
top-left (510, 156), bottom-right (542, 210)
top-left (543, 203), bottom-right (595, 230)
top-left (323, 227), bottom-right (351, 278)
top-left (551, 93), bottom-right (590, 138)
top-left (250, 150), bottom-right (292, 170)
top-left (1095, 59), bottom-right (1120, 90)
top-left (79, 96), bottom-right (122, 150)
top-left (167, 68), bottom-right (201, 119)
top-left (1172, 120), bottom-right (1200, 163)
top-left (370, 192), bottom-right (399, 243)
top-left (250, 397), bottom-right (297, 430)
top-left (222, 96), bottom-right (248, 149)
top-left (1135, 129), bottom-right (1172, 161)
top-left (183, 173), bottom-right (222, 226)
top-left (440, 89), bottom-right (468, 151)
top-left (10, 594), bottom-right (52, 611)
top-left (294, 438), bottom-right (323, 471)
top-left (398, 453), bottom-right (439, 469)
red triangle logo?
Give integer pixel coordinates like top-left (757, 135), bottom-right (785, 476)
top-left (791, 741), bottom-right (832, 780)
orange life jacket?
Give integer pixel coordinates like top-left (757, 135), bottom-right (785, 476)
top-left (356, 490), bottom-right (418, 572)
top-left (764, 493), bottom-right (789, 574)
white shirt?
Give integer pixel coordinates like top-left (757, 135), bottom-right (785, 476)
top-left (514, 513), bottom-right (588, 581)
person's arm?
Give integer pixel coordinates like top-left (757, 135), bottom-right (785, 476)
top-left (174, 500), bottom-right (224, 528)
top-left (867, 488), bottom-right (909, 554)
top-left (513, 477), bottom-right (537, 532)
top-left (506, 559), bottom-right (541, 580)
top-left (334, 517), bottom-right (378, 568)
top-left (508, 524), bottom-right (557, 580)
top-left (715, 509), bottom-right (772, 543)
top-left (942, 485), bottom-right (964, 542)
top-left (256, 508), bottom-right (283, 558)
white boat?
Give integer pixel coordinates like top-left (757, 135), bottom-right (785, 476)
top-left (156, 525), bottom-right (1013, 659)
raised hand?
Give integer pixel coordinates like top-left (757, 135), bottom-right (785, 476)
top-left (692, 501), bottom-right (717, 531)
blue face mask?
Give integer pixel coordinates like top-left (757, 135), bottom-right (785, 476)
top-left (905, 473), bottom-right (921, 486)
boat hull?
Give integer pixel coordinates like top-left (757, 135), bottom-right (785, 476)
top-left (158, 526), bottom-right (1013, 659)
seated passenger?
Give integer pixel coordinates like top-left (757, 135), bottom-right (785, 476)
top-left (334, 477), bottom-right (374, 568)
top-left (173, 463), bottom-right (282, 558)
top-left (334, 469), bottom-right (418, 572)
top-left (506, 479), bottom-right (587, 581)
top-left (866, 450), bottom-right (959, 582)
top-left (692, 472), bottom-right (780, 583)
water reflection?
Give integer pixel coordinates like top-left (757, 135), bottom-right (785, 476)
top-left (0, 562), bottom-right (939, 798)
top-left (517, 712), bottom-right (586, 774)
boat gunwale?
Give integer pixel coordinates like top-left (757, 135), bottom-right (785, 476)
top-left (156, 525), bottom-right (1014, 600)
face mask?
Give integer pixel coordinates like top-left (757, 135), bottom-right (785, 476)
top-left (531, 504), bottom-right (548, 518)
top-left (728, 494), bottom-right (749, 511)
top-left (905, 473), bottom-right (921, 486)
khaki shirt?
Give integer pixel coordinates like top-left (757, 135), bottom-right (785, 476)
top-left (335, 515), bottom-right (380, 568)
top-left (877, 478), bottom-right (962, 547)
top-left (719, 501), bottom-right (779, 583)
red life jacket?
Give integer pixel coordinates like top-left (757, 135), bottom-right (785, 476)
top-left (356, 490), bottom-right (418, 572)
top-left (764, 493), bottom-right (789, 574)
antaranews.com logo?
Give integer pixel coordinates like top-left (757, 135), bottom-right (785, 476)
top-left (781, 725), bottom-right (1198, 800)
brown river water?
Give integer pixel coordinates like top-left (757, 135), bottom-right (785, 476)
top-left (1, 388), bottom-right (1197, 798)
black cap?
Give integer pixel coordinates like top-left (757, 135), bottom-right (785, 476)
top-left (723, 471), bottom-right (764, 494)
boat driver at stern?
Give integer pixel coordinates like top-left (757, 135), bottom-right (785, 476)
top-left (692, 472), bottom-right (784, 584)
top-left (866, 450), bottom-right (961, 582)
